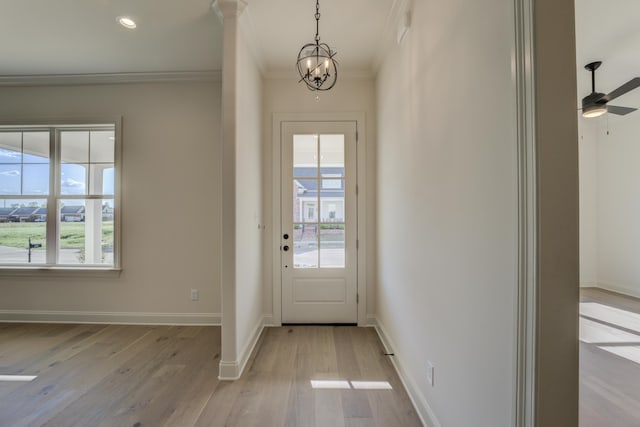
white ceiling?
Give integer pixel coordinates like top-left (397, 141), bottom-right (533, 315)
top-left (5, 0), bottom-right (636, 99)
top-left (575, 0), bottom-right (640, 113)
top-left (243, 0), bottom-right (394, 73)
top-left (0, 0), bottom-right (223, 75)
top-left (0, 0), bottom-right (395, 76)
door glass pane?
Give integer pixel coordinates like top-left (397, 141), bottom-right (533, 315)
top-left (293, 223), bottom-right (318, 268)
top-left (320, 134), bottom-right (344, 173)
top-left (320, 225), bottom-right (345, 268)
top-left (294, 134), bottom-right (318, 177)
top-left (293, 179), bottom-right (318, 223)
top-left (320, 188), bottom-right (345, 222)
top-left (0, 199), bottom-right (47, 264)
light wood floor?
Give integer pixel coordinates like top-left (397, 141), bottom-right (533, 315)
top-left (0, 324), bottom-right (421, 426)
top-left (580, 288), bottom-right (640, 427)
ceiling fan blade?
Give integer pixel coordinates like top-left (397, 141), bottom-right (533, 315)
top-left (603, 77), bottom-right (640, 102)
top-left (607, 105), bottom-right (637, 115)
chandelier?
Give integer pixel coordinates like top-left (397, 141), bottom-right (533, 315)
top-left (296, 0), bottom-right (338, 91)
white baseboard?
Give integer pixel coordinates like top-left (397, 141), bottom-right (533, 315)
top-left (262, 314), bottom-right (277, 327)
top-left (594, 282), bottom-right (640, 300)
top-left (217, 360), bottom-right (239, 380)
top-left (365, 314), bottom-right (377, 327)
top-left (372, 316), bottom-right (441, 427)
top-left (580, 282), bottom-right (597, 288)
top-left (218, 315), bottom-right (265, 381)
top-left (0, 310), bottom-right (221, 325)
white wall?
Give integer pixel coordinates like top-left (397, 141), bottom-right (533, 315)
top-left (579, 119), bottom-right (599, 286)
top-left (375, 1), bottom-right (518, 425)
top-left (262, 76), bottom-right (377, 323)
top-left (580, 116), bottom-right (640, 297)
top-left (234, 14), bottom-right (265, 362)
top-left (0, 81), bottom-right (222, 323)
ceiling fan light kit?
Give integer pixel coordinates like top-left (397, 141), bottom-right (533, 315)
top-left (581, 60), bottom-right (640, 118)
top-left (296, 0), bottom-right (338, 91)
top-left (582, 103), bottom-right (607, 118)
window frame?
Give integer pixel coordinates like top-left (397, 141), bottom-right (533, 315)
top-left (0, 118), bottom-right (122, 273)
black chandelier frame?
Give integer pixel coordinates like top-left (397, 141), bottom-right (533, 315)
top-left (296, 0), bottom-right (338, 91)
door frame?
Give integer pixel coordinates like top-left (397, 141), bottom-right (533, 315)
top-left (271, 112), bottom-right (367, 326)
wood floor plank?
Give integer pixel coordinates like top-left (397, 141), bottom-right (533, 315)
top-left (285, 327), bottom-right (317, 427)
top-left (335, 327), bottom-right (373, 420)
top-left (195, 329), bottom-right (266, 427)
top-left (39, 326), bottom-right (188, 427)
top-left (195, 378), bottom-right (245, 427)
top-left (580, 287), bottom-right (640, 426)
top-left (0, 324), bottom-right (422, 427)
top-left (0, 325), bottom-right (155, 427)
top-left (95, 328), bottom-right (218, 427)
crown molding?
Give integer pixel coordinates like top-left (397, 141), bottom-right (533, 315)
top-left (0, 70), bottom-right (222, 87)
top-left (265, 68), bottom-right (374, 81)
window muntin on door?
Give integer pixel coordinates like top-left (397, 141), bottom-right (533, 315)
top-left (292, 133), bottom-right (345, 269)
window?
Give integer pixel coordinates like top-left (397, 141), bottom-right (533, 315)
top-left (0, 124), bottom-right (119, 268)
top-left (304, 202), bottom-right (317, 222)
top-left (322, 173), bottom-right (342, 189)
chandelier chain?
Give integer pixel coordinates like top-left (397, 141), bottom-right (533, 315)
top-left (315, 0), bottom-right (320, 42)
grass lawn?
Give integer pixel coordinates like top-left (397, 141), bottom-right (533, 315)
top-left (0, 221), bottom-right (113, 250)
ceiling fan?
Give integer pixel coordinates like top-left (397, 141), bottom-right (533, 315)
top-left (582, 61), bottom-right (640, 118)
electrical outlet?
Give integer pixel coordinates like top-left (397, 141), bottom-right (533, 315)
top-left (190, 289), bottom-right (199, 301)
top-left (426, 361), bottom-right (434, 386)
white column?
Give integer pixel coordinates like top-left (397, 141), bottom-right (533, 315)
top-left (85, 165), bottom-right (105, 263)
top-left (212, 0), bottom-right (247, 380)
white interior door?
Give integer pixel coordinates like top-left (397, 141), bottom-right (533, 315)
top-left (281, 121), bottom-right (357, 324)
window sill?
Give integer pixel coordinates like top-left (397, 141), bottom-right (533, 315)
top-left (0, 266), bottom-right (122, 278)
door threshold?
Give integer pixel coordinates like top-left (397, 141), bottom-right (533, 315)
top-left (282, 323), bottom-right (358, 326)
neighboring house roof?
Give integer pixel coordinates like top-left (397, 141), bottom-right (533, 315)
top-left (0, 207), bottom-right (48, 217)
top-left (0, 207), bottom-right (16, 216)
top-left (61, 206), bottom-right (85, 214)
top-left (13, 207), bottom-right (38, 216)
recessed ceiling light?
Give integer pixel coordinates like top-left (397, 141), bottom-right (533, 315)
top-left (117, 16), bottom-right (137, 29)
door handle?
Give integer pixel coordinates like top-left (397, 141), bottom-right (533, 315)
top-left (283, 245), bottom-right (290, 251)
